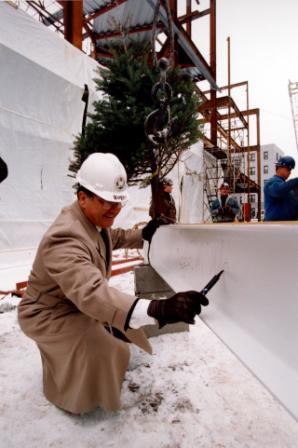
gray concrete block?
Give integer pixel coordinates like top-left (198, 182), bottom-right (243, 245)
top-left (134, 264), bottom-right (173, 295)
top-left (134, 263), bottom-right (189, 338)
top-left (142, 321), bottom-right (189, 338)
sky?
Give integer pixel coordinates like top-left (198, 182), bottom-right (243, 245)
top-left (1, 261), bottom-right (298, 448)
top-left (189, 0), bottom-right (298, 175)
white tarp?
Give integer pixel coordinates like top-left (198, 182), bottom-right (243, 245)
top-left (114, 142), bottom-right (217, 228)
top-left (114, 142), bottom-right (212, 229)
top-left (0, 1), bottom-right (211, 253)
top-left (0, 1), bottom-right (99, 250)
top-left (179, 141), bottom-right (215, 223)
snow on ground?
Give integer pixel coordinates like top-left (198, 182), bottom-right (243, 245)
top-left (1, 270), bottom-right (298, 448)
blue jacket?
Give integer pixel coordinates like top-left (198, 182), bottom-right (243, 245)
top-left (264, 175), bottom-right (298, 221)
top-left (211, 196), bottom-right (240, 222)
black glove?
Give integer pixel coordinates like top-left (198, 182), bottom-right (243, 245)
top-left (142, 216), bottom-right (173, 242)
top-left (147, 290), bottom-right (209, 328)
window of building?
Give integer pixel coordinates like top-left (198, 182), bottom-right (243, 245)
top-left (249, 153), bottom-right (255, 162)
top-left (249, 166), bottom-right (255, 175)
top-left (263, 151), bottom-right (268, 160)
top-left (263, 165), bottom-right (269, 174)
top-left (249, 194), bottom-right (255, 203)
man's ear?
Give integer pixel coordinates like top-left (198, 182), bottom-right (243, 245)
top-left (78, 191), bottom-right (88, 209)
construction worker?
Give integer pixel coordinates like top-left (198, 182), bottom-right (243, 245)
top-left (264, 155), bottom-right (298, 221)
top-left (149, 177), bottom-right (177, 222)
top-left (0, 156), bottom-right (8, 184)
top-left (210, 182), bottom-right (240, 223)
top-left (18, 153), bottom-right (208, 415)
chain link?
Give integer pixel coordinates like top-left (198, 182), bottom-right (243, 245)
top-left (144, 0), bottom-right (176, 147)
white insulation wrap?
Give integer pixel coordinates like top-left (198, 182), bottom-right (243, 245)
top-left (0, 2), bottom-right (99, 250)
top-left (149, 222), bottom-right (298, 420)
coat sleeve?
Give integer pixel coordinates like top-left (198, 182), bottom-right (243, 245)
top-left (42, 233), bottom-right (136, 331)
top-left (111, 228), bottom-right (143, 250)
top-left (210, 199), bottom-right (220, 217)
top-left (267, 177), bottom-right (298, 198)
top-left (228, 197), bottom-right (240, 215)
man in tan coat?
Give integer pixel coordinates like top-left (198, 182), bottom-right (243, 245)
top-left (18, 153), bottom-right (208, 414)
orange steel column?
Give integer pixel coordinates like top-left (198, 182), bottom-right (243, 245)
top-left (186, 0), bottom-right (192, 37)
top-left (210, 0), bottom-right (217, 146)
top-left (62, 0), bottom-right (83, 50)
top-left (168, 0), bottom-right (178, 66)
top-left (256, 109), bottom-right (262, 220)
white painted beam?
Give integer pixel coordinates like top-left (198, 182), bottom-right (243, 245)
top-left (149, 222), bottom-right (298, 420)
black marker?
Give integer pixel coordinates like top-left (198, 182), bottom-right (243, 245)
top-left (200, 270), bottom-right (224, 296)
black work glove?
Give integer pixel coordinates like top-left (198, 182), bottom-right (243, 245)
top-left (223, 206), bottom-right (234, 217)
top-left (142, 216), bottom-right (173, 243)
top-left (147, 290), bottom-right (209, 328)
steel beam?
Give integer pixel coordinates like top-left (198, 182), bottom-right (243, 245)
top-left (150, 223), bottom-right (298, 421)
top-left (61, 0), bottom-right (83, 50)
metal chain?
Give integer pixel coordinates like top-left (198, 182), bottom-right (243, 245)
top-left (145, 0), bottom-right (176, 147)
top-left (144, 58), bottom-right (174, 146)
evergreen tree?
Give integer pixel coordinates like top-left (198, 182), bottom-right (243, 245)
top-left (69, 40), bottom-right (202, 215)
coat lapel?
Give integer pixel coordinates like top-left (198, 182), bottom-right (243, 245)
top-left (100, 229), bottom-right (112, 277)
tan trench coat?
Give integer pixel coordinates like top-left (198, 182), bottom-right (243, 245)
top-left (18, 201), bottom-right (152, 414)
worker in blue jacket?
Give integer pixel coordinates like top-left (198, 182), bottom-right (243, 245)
top-left (264, 155), bottom-right (298, 221)
top-left (211, 182), bottom-right (240, 222)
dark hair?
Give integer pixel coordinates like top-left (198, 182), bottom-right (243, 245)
top-left (162, 178), bottom-right (173, 187)
top-left (76, 184), bottom-right (95, 199)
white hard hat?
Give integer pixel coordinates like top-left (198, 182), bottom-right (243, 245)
top-left (76, 153), bottom-right (129, 202)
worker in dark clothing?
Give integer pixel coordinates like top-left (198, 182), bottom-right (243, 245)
top-left (0, 156), bottom-right (8, 184)
top-left (149, 178), bottom-right (177, 222)
top-left (264, 155), bottom-right (298, 221)
top-left (210, 182), bottom-right (240, 223)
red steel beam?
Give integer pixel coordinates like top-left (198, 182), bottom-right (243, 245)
top-left (209, 0), bottom-right (217, 145)
top-left (95, 23), bottom-right (160, 40)
top-left (85, 0), bottom-right (127, 23)
top-left (60, 0), bottom-right (83, 50)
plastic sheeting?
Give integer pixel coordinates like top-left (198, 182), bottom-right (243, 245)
top-left (114, 143), bottom-right (213, 228)
top-left (0, 1), bottom-right (212, 252)
top-left (179, 141), bottom-right (214, 223)
top-left (0, 2), bottom-right (99, 250)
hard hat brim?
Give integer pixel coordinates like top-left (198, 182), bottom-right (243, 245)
top-left (98, 189), bottom-right (129, 203)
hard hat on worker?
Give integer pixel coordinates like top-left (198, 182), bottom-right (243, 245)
top-left (219, 182), bottom-right (230, 189)
top-left (76, 153), bottom-right (129, 202)
top-left (275, 155), bottom-right (295, 170)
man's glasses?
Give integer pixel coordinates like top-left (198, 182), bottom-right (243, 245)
top-left (94, 195), bottom-right (123, 210)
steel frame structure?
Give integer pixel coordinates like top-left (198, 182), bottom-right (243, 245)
top-left (18, 0), bottom-right (261, 219)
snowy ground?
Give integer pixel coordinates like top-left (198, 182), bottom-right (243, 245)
top-left (1, 270), bottom-right (298, 448)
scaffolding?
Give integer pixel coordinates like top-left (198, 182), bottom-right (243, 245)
top-left (288, 80), bottom-right (298, 152)
top-left (197, 79), bottom-right (261, 220)
top-left (15, 0), bottom-right (261, 219)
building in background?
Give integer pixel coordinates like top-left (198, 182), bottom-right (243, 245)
top-left (241, 143), bottom-right (284, 218)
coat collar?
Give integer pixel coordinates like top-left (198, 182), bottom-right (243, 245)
top-left (70, 201), bottom-right (112, 271)
top-left (71, 201), bottom-right (100, 243)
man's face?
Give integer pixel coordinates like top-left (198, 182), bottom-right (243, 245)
top-left (219, 186), bottom-right (230, 196)
top-left (164, 183), bottom-right (173, 193)
top-left (276, 166), bottom-right (291, 180)
top-left (78, 191), bottom-right (122, 227)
